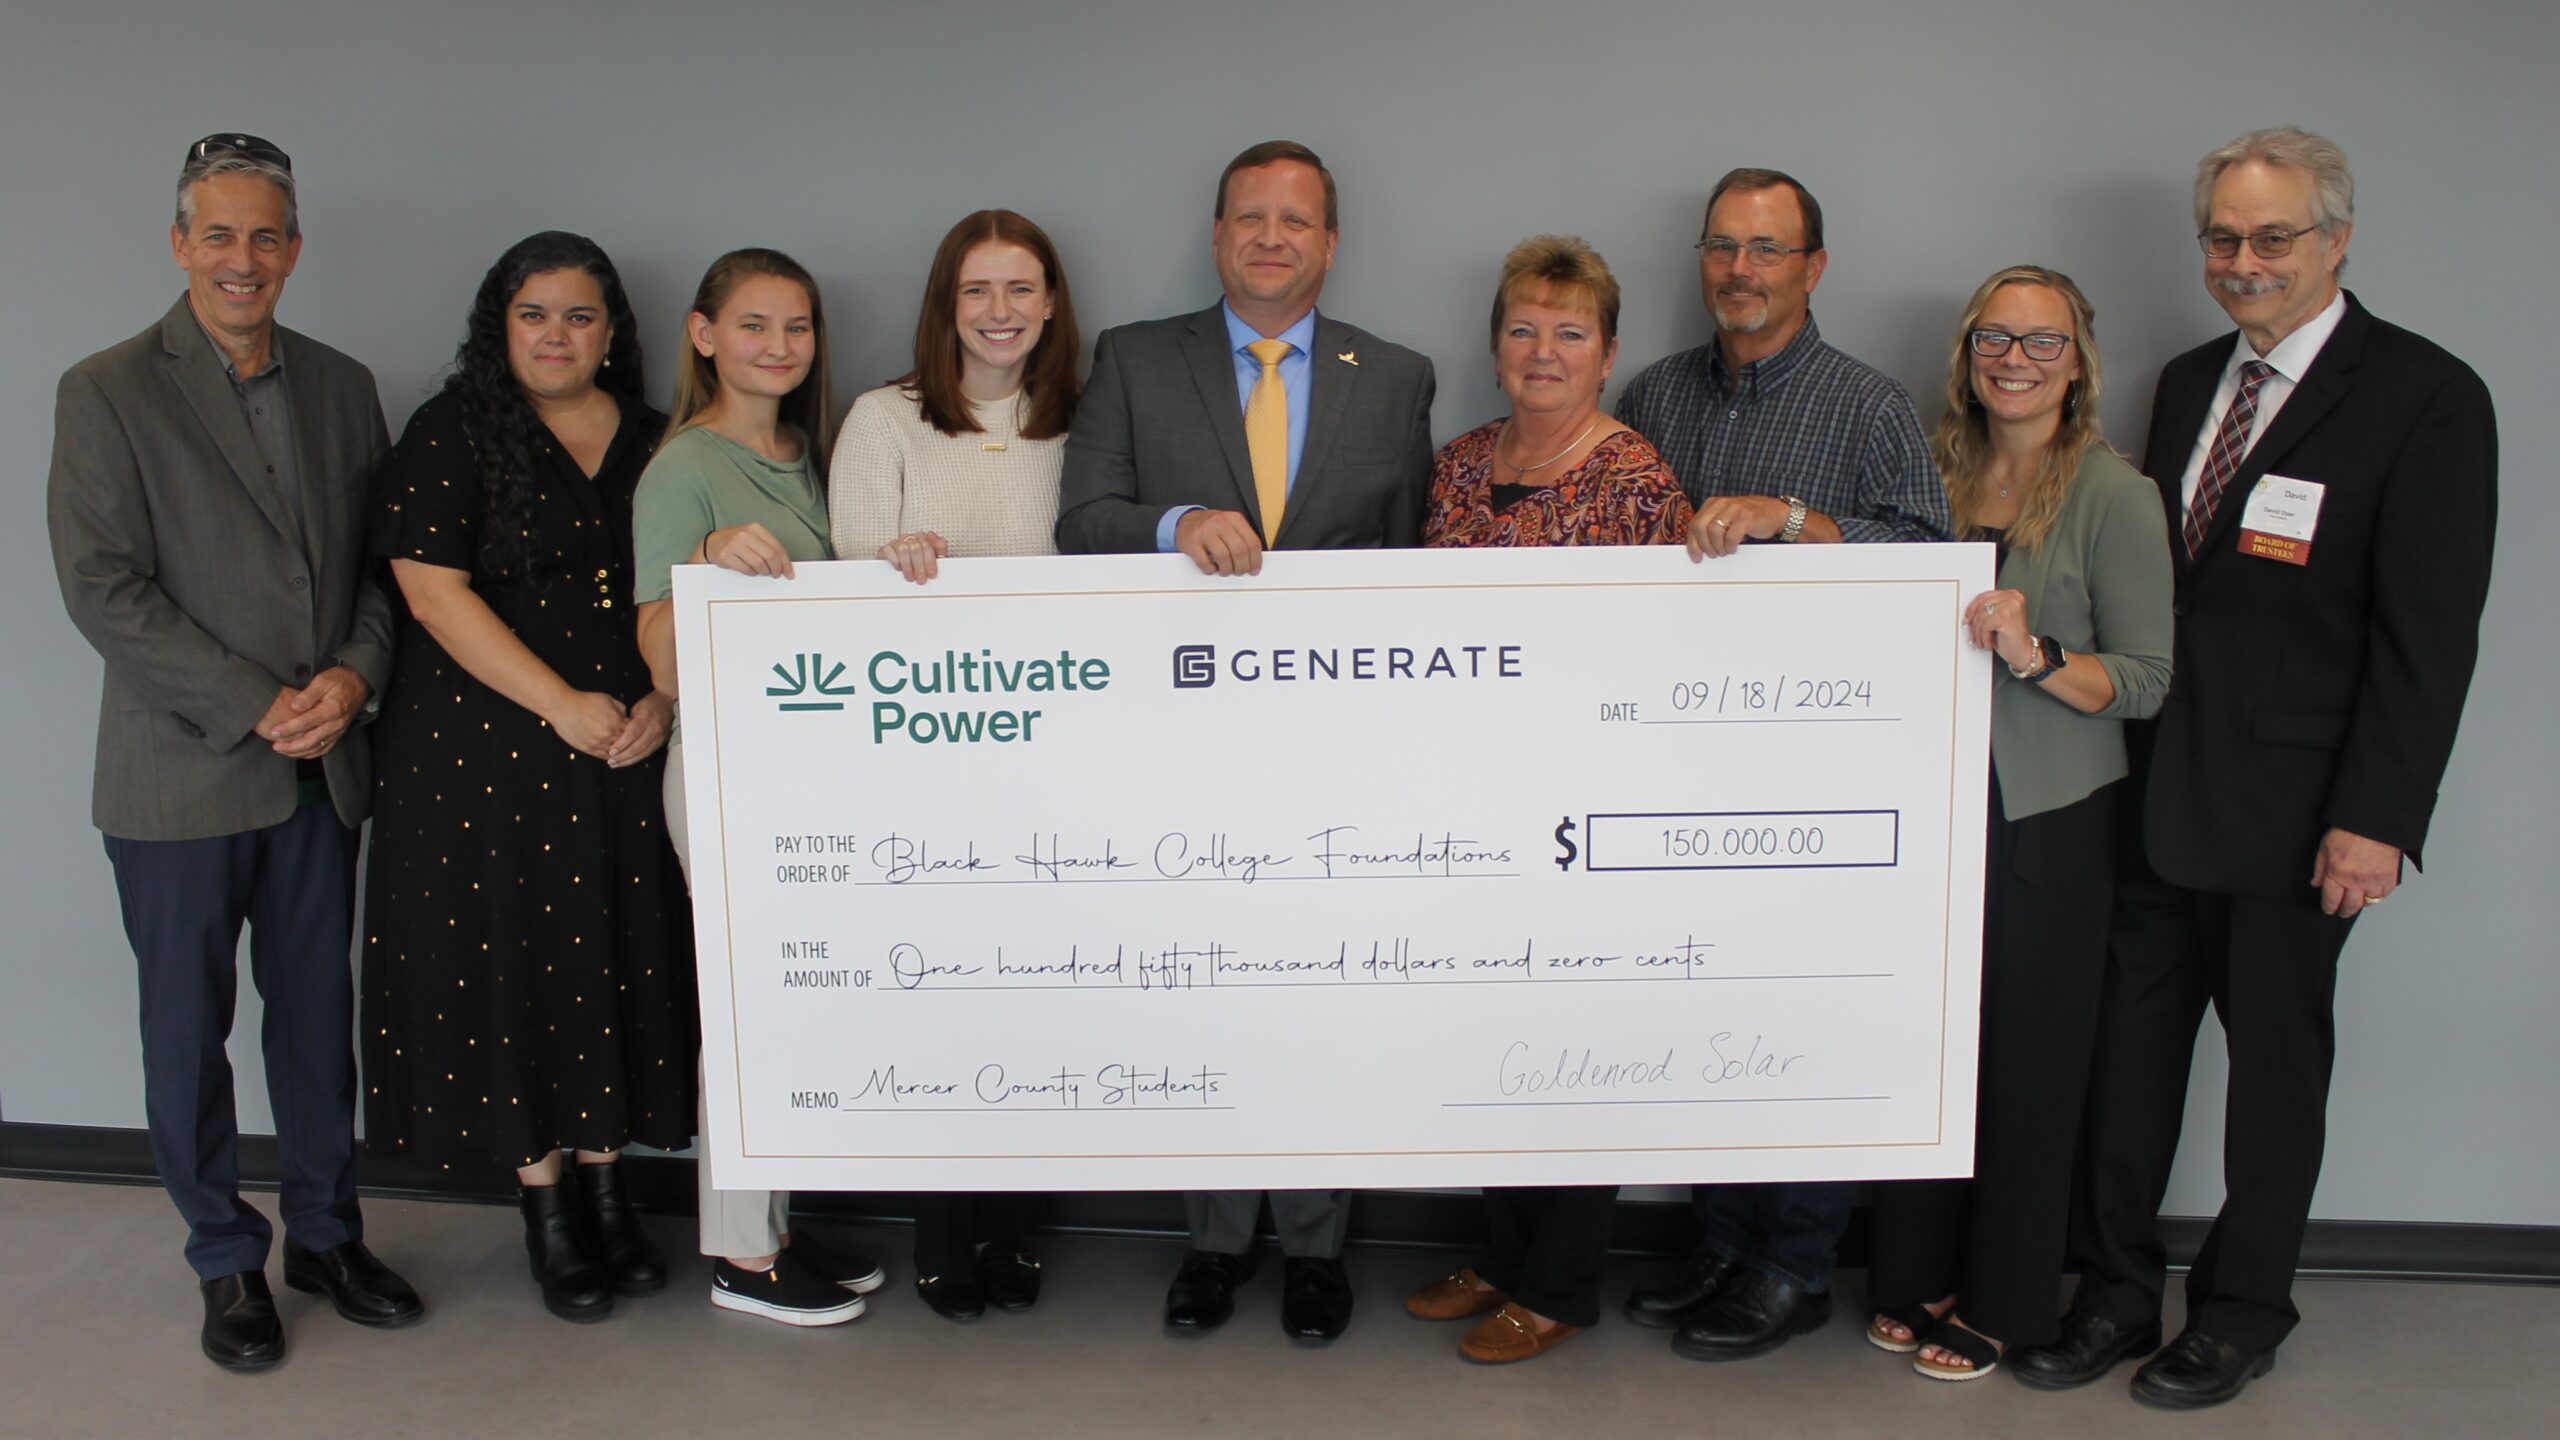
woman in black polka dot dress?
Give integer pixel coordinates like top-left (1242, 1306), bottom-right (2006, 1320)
top-left (360, 232), bottom-right (695, 1322)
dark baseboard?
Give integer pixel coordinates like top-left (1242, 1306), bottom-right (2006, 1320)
top-left (7, 1120), bottom-right (2554, 1282)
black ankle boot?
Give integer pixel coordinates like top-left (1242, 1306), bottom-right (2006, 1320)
top-left (574, 1160), bottom-right (668, 1296)
top-left (521, 1182), bottom-right (613, 1322)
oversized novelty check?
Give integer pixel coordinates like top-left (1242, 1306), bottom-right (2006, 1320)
top-left (675, 544), bottom-right (1992, 1190)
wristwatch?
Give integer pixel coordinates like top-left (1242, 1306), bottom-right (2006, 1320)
top-left (2013, 635), bottom-right (2065, 685)
top-left (1779, 495), bottom-right (1808, 543)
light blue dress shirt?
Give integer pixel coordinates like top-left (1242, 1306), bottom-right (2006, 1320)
top-left (1152, 302), bottom-right (1321, 551)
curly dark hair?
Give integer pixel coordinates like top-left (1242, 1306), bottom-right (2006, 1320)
top-left (445, 231), bottom-right (645, 580)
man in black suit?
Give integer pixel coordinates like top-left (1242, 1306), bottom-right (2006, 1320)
top-left (1055, 140), bottom-right (1435, 1341)
top-left (2014, 128), bottom-right (2497, 1408)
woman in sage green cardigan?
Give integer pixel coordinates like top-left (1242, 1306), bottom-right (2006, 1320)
top-left (1865, 266), bottom-right (2173, 1382)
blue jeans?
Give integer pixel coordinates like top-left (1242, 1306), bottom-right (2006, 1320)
top-left (1694, 1181), bottom-right (1853, 1293)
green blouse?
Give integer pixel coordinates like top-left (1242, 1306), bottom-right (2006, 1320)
top-left (631, 424), bottom-right (833, 603)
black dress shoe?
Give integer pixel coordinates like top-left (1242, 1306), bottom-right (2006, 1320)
top-left (977, 1247), bottom-right (1042, 1312)
top-left (1280, 1256), bottom-right (1353, 1343)
top-left (1623, 1244), bottom-right (1739, 1328)
top-left (915, 1271), bottom-right (988, 1322)
top-left (281, 1237), bottom-right (425, 1328)
top-left (1670, 1269), bottom-right (1832, 1360)
top-left (2131, 1330), bottom-right (2275, 1409)
top-left (2010, 1309), bottom-right (2163, 1390)
top-left (1164, 1248), bottom-right (1258, 1331)
top-left (519, 1183), bottom-right (613, 1323)
top-left (573, 1160), bottom-right (668, 1296)
top-left (789, 1227), bottom-right (887, 1294)
top-left (201, 1271), bottom-right (285, 1372)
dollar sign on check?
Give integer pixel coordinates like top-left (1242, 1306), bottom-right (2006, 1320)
top-left (1553, 816), bottom-right (1579, 871)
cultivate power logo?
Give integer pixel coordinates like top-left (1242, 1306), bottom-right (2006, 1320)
top-left (767, 653), bottom-right (854, 710)
top-left (764, 647), bottom-right (1113, 744)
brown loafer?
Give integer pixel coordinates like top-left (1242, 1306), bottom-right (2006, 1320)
top-left (1406, 1267), bottom-right (1506, 1321)
top-left (1459, 1302), bottom-right (1582, 1363)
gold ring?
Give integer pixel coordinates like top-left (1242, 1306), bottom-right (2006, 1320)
top-left (1713, 518), bottom-right (1730, 528)
top-left (2363, 894), bottom-right (2385, 905)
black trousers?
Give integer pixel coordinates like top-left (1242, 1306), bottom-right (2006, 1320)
top-left (913, 1192), bottom-right (1038, 1275)
top-left (1474, 1185), bottom-right (1619, 1328)
top-left (2064, 852), bottom-right (2354, 1354)
top-left (1868, 778), bottom-right (2118, 1346)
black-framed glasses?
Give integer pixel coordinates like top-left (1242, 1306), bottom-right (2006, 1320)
top-left (1969, 329), bottom-right (2074, 361)
top-left (2197, 224), bottom-right (2320, 260)
top-left (186, 133), bottom-right (292, 174)
top-left (1695, 238), bottom-right (1815, 267)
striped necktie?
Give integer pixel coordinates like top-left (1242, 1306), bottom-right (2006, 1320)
top-left (2183, 360), bottom-right (2278, 558)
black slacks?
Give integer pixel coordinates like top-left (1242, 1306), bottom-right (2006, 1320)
top-left (914, 1192), bottom-right (1038, 1275)
top-left (1868, 777), bottom-right (2118, 1346)
top-left (2064, 851), bottom-right (2354, 1354)
top-left (1475, 1185), bottom-right (1620, 1328)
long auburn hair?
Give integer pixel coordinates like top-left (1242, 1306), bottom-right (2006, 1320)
top-left (1933, 264), bottom-right (2118, 552)
top-left (900, 210), bottom-right (1081, 440)
top-left (664, 248), bottom-right (835, 464)
top-left (446, 231), bottom-right (645, 581)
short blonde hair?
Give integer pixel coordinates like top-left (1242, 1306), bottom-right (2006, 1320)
top-left (1489, 235), bottom-right (1621, 350)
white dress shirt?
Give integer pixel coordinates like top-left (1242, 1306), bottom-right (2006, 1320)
top-left (2176, 290), bottom-right (2349, 512)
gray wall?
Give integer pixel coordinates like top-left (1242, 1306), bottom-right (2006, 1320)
top-left (5, 0), bottom-right (2554, 1225)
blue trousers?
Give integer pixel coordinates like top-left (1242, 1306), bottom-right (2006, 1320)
top-left (105, 802), bottom-right (363, 1280)
top-left (1694, 1181), bottom-right (1855, 1293)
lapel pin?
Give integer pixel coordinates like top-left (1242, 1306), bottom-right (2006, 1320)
top-left (1337, 351), bottom-right (1358, 366)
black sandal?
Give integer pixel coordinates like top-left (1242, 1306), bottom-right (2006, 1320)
top-left (1913, 1316), bottom-right (2006, 1381)
top-left (1866, 1302), bottom-right (1939, 1354)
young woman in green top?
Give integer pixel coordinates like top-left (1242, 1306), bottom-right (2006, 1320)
top-left (632, 249), bottom-right (882, 1327)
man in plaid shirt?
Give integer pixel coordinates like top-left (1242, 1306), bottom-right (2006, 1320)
top-left (1618, 167), bottom-right (1946, 553)
top-left (1613, 166), bottom-right (1949, 1362)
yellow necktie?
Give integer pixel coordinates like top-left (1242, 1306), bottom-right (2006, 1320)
top-left (1244, 338), bottom-right (1294, 543)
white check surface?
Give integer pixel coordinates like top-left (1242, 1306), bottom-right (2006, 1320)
top-left (675, 544), bottom-right (1993, 1190)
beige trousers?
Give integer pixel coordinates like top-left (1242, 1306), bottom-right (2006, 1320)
top-left (666, 736), bottom-right (791, 1258)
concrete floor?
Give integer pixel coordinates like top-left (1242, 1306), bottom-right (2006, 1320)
top-left (3, 1176), bottom-right (2552, 1440)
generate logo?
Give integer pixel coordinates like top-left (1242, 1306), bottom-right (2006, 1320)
top-left (1169, 642), bottom-right (1524, 688)
top-left (1172, 645), bottom-right (1218, 689)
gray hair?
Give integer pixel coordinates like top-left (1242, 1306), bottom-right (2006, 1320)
top-left (2193, 127), bottom-right (2354, 235)
top-left (174, 152), bottom-right (300, 239)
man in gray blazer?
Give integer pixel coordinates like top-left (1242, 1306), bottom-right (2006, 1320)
top-left (47, 134), bottom-right (423, 1372)
top-left (1055, 140), bottom-right (1435, 1340)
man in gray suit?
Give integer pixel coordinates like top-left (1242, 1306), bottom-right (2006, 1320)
top-left (47, 134), bottom-right (423, 1372)
top-left (1055, 140), bottom-right (1435, 1340)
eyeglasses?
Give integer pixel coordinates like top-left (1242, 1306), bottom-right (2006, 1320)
top-left (1968, 329), bottom-right (2074, 361)
top-left (2196, 224), bottom-right (2321, 260)
top-left (186, 133), bottom-right (292, 175)
top-left (1695, 238), bottom-right (1815, 267)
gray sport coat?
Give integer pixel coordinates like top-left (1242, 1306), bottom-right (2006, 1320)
top-left (1055, 305), bottom-right (1435, 553)
top-left (48, 296), bottom-right (394, 841)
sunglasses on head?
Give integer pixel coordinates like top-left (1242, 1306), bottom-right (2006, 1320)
top-left (186, 133), bottom-right (292, 175)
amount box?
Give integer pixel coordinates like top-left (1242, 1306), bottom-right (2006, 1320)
top-left (1581, 810), bottom-right (1900, 872)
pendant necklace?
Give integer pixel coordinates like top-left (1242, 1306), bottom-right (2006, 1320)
top-left (1502, 417), bottom-right (1598, 475)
